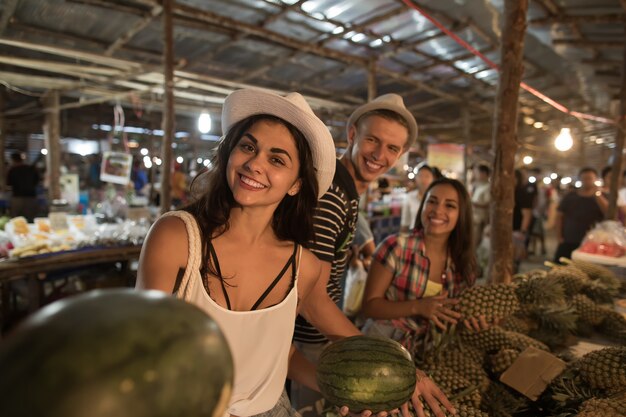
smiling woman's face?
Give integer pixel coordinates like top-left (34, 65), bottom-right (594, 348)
top-left (226, 119), bottom-right (301, 209)
top-left (420, 183), bottom-right (459, 237)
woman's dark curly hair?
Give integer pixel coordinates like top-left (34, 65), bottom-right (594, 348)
top-left (184, 114), bottom-right (318, 278)
top-left (413, 177), bottom-right (477, 284)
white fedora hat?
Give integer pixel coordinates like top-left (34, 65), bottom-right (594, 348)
top-left (222, 89), bottom-right (336, 199)
top-left (347, 93), bottom-right (418, 148)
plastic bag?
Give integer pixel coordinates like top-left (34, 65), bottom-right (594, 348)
top-left (579, 220), bottom-right (626, 257)
top-left (343, 261), bottom-right (368, 316)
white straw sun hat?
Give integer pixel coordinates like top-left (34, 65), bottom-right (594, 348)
top-left (222, 89), bottom-right (336, 199)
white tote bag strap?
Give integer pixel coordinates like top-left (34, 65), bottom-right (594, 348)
top-left (160, 210), bottom-right (202, 302)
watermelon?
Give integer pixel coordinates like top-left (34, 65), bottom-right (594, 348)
top-left (316, 336), bottom-right (416, 412)
top-left (0, 289), bottom-right (233, 417)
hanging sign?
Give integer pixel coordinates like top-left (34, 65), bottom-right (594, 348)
top-left (100, 151), bottom-right (133, 185)
top-left (427, 143), bottom-right (465, 176)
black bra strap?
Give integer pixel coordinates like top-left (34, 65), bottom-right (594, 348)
top-left (250, 243), bottom-right (298, 310)
top-left (209, 242), bottom-right (232, 310)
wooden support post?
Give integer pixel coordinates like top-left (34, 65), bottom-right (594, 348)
top-left (43, 90), bottom-right (61, 202)
top-left (607, 21), bottom-right (626, 220)
top-left (462, 107), bottom-right (471, 184)
top-left (488, 0), bottom-right (529, 284)
top-left (160, 0), bottom-right (174, 214)
top-left (367, 58), bottom-right (377, 101)
top-left (0, 92), bottom-right (5, 193)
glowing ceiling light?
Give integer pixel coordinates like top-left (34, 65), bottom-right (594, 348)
top-left (555, 127), bottom-right (573, 152)
top-left (198, 112), bottom-right (212, 134)
top-left (522, 155), bottom-right (533, 165)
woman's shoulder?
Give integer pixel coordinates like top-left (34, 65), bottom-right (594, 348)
top-left (144, 214), bottom-right (191, 254)
top-left (298, 246), bottom-right (322, 276)
top-left (153, 213), bottom-right (190, 235)
top-left (299, 245), bottom-right (321, 267)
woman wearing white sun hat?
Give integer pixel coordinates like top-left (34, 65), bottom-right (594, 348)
top-left (137, 88), bottom-right (336, 416)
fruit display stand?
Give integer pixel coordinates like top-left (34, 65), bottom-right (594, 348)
top-left (0, 245), bottom-right (142, 331)
top-left (0, 245), bottom-right (141, 283)
top-left (0, 215), bottom-right (150, 330)
top-left (571, 249), bottom-right (626, 282)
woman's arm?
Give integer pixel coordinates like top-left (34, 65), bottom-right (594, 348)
top-left (361, 260), bottom-right (420, 319)
top-left (136, 216), bottom-right (190, 292)
top-left (295, 248), bottom-right (323, 314)
top-left (287, 345), bottom-right (319, 392)
top-left (361, 260), bottom-right (460, 330)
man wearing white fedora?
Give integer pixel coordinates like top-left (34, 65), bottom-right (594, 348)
top-left (291, 94), bottom-right (455, 417)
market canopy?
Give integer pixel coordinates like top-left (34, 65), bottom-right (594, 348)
top-left (0, 0), bottom-right (624, 169)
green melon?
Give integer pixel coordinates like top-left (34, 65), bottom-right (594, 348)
top-left (0, 289), bottom-right (233, 417)
top-left (316, 335), bottom-right (416, 412)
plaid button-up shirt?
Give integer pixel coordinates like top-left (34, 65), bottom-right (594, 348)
top-left (371, 229), bottom-right (475, 349)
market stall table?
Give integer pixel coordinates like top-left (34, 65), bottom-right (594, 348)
top-left (0, 245), bottom-right (142, 327)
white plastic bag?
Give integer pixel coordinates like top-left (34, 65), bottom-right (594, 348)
top-left (343, 261), bottom-right (368, 316)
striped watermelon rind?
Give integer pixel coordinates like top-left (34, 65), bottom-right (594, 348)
top-left (316, 336), bottom-right (416, 412)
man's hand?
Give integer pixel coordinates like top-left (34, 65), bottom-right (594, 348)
top-left (415, 291), bottom-right (461, 331)
top-left (401, 369), bottom-right (456, 417)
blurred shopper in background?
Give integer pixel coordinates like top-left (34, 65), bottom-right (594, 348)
top-left (7, 152), bottom-right (40, 222)
top-left (400, 162), bottom-right (437, 233)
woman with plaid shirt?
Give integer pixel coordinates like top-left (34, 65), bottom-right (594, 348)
top-left (361, 178), bottom-right (486, 351)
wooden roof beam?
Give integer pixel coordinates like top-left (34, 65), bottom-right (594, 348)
top-left (260, 0), bottom-right (306, 26)
top-left (408, 97), bottom-right (449, 112)
top-left (530, 13), bottom-right (625, 25)
top-left (105, 3), bottom-right (163, 56)
top-left (553, 39), bottom-right (624, 48)
top-left (67, 0), bottom-right (149, 16)
top-left (9, 21), bottom-right (164, 62)
top-left (532, 0), bottom-right (560, 16)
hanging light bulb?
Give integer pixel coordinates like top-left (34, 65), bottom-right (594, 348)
top-left (522, 155), bottom-right (533, 165)
top-left (198, 111), bottom-right (212, 134)
top-left (554, 127), bottom-right (573, 152)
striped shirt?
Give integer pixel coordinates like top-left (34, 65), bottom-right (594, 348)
top-left (371, 229), bottom-right (475, 347)
top-left (294, 160), bottom-right (359, 344)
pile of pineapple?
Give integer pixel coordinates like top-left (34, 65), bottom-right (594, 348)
top-left (412, 258), bottom-right (625, 417)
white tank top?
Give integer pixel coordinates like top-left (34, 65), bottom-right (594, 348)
top-left (163, 211), bottom-right (300, 417)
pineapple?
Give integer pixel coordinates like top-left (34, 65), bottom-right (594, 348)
top-left (459, 326), bottom-right (548, 353)
top-left (421, 404), bottom-right (489, 417)
top-left (581, 280), bottom-right (618, 305)
top-left (425, 365), bottom-right (481, 408)
top-left (481, 381), bottom-right (529, 417)
top-left (546, 263), bottom-right (588, 296)
top-left (525, 305), bottom-right (578, 349)
top-left (561, 257), bottom-right (621, 291)
top-left (598, 310), bottom-right (626, 344)
top-left (513, 273), bottom-right (566, 306)
top-left (570, 294), bottom-right (608, 326)
top-left (576, 347), bottom-right (626, 392)
top-left (454, 284), bottom-right (519, 321)
top-left (437, 348), bottom-right (490, 393)
top-left (576, 391), bottom-right (626, 417)
top-left (500, 315), bottom-right (534, 334)
top-left (488, 349), bottom-right (520, 374)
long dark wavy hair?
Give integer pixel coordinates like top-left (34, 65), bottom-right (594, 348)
top-left (413, 177), bottom-right (477, 284)
top-left (184, 114), bottom-right (318, 279)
